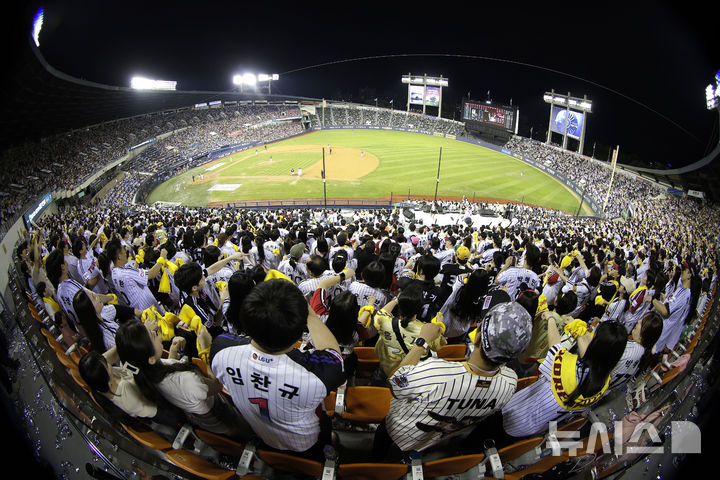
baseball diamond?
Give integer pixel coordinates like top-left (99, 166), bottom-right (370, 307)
top-left (146, 129), bottom-right (593, 215)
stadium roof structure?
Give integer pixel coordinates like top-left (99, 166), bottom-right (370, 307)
top-left (3, 35), bottom-right (719, 202)
top-left (0, 36), bottom-right (315, 152)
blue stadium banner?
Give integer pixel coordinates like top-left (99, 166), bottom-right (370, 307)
top-left (23, 193), bottom-right (53, 229)
top-left (667, 187), bottom-right (684, 197)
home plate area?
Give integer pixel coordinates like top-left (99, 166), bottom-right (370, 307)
top-left (207, 184), bottom-right (241, 191)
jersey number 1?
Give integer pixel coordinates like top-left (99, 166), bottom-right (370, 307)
top-left (249, 397), bottom-right (271, 422)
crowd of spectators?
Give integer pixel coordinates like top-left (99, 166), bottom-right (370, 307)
top-left (312, 103), bottom-right (466, 135)
top-left (0, 104), bottom-right (301, 232)
top-left (504, 137), bottom-right (659, 218)
top-left (16, 180), bottom-right (718, 468)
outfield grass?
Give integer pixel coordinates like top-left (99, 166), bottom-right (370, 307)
top-left (146, 130), bottom-right (592, 215)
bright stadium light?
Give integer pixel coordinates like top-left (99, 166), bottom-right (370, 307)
top-left (707, 84), bottom-right (719, 110)
top-left (233, 72), bottom-right (278, 93)
top-left (32, 7), bottom-right (44, 47)
top-left (131, 76), bottom-right (177, 90)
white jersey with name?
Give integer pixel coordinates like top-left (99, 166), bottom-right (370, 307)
top-left (496, 267), bottom-right (541, 300)
top-left (386, 358), bottom-right (517, 452)
top-left (77, 254), bottom-right (110, 294)
top-left (110, 265), bottom-right (160, 311)
top-left (653, 286), bottom-right (691, 353)
top-left (210, 335), bottom-right (345, 452)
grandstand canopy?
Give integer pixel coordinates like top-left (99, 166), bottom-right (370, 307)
top-left (0, 36), bottom-right (314, 152)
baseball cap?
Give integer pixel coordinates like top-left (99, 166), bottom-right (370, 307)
top-left (456, 246), bottom-right (470, 261)
top-left (480, 302), bottom-right (533, 363)
top-left (289, 243), bottom-right (306, 260)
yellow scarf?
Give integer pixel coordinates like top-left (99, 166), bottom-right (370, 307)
top-left (549, 348), bottom-right (609, 411)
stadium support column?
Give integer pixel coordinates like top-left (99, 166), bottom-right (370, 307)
top-left (433, 147), bottom-right (442, 203)
top-left (322, 148), bottom-right (327, 210)
top-left (422, 74), bottom-right (427, 116)
top-left (546, 89), bottom-right (554, 144)
top-left (603, 146), bottom-right (619, 214)
top-left (578, 94), bottom-right (589, 154)
top-left (562, 92), bottom-right (571, 150)
top-left (438, 83), bottom-right (443, 119)
top-left (406, 73), bottom-right (411, 113)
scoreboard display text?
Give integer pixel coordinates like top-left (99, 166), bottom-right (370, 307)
top-left (463, 102), bottom-right (517, 132)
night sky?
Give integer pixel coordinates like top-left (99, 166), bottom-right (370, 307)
top-left (6, 1), bottom-right (720, 169)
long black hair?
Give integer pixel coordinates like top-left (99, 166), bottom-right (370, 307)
top-left (115, 320), bottom-right (201, 406)
top-left (565, 321), bottom-right (627, 406)
top-left (449, 269), bottom-right (490, 325)
top-left (397, 283), bottom-right (424, 328)
top-left (73, 289), bottom-right (110, 353)
top-left (326, 290), bottom-right (360, 345)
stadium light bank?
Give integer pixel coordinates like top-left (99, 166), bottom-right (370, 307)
top-left (130, 77), bottom-right (177, 91)
top-left (233, 73), bottom-right (279, 94)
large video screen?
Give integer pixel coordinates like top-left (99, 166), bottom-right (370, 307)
top-left (424, 87), bottom-right (440, 106)
top-left (409, 85), bottom-right (425, 105)
top-left (462, 102), bottom-right (517, 132)
top-left (549, 105), bottom-right (584, 140)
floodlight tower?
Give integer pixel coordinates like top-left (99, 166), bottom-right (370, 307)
top-left (543, 90), bottom-right (592, 154)
top-left (401, 74), bottom-right (448, 118)
top-left (706, 69), bottom-right (720, 138)
top-left (233, 73), bottom-right (279, 94)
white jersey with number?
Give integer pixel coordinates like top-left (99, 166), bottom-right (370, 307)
top-left (386, 358), bottom-right (517, 452)
top-left (210, 335), bottom-right (345, 452)
top-left (496, 267), bottom-right (541, 300)
top-left (609, 341), bottom-right (645, 390)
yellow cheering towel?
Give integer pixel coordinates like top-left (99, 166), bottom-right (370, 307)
top-left (135, 249), bottom-right (145, 266)
top-left (156, 257), bottom-right (178, 294)
top-left (43, 296), bottom-right (61, 313)
top-left (141, 307), bottom-right (177, 342)
top-left (178, 304), bottom-right (210, 362)
top-left (216, 280), bottom-right (227, 291)
top-left (430, 315), bottom-right (446, 335)
top-left (179, 304), bottom-right (204, 333)
top-left (264, 269), bottom-right (294, 284)
top-left (550, 348), bottom-right (609, 411)
top-left (536, 294), bottom-right (549, 314)
top-left (108, 294), bottom-right (119, 305)
top-left (564, 319), bottom-right (588, 339)
top-left (359, 305), bottom-right (375, 328)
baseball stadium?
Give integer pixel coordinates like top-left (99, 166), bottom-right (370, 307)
top-left (1, 5), bottom-right (720, 480)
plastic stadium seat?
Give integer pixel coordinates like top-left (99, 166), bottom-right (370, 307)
top-left (516, 375), bottom-right (539, 392)
top-left (68, 365), bottom-right (91, 393)
top-left (338, 463), bottom-right (408, 480)
top-left (556, 416), bottom-right (587, 433)
top-left (437, 344), bottom-right (468, 362)
top-left (353, 347), bottom-right (379, 377)
top-left (50, 341), bottom-right (79, 370)
top-left (193, 429), bottom-right (246, 458)
top-left (422, 453), bottom-right (486, 478)
top-left (166, 449), bottom-right (236, 480)
top-left (120, 423), bottom-right (172, 450)
top-left (256, 449), bottom-right (323, 478)
top-left (341, 386), bottom-right (392, 423)
top-left (497, 436), bottom-right (545, 463)
top-left (192, 356), bottom-right (209, 376)
top-left (510, 455), bottom-right (572, 477)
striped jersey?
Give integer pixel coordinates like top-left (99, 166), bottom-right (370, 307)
top-left (77, 254), bottom-right (110, 294)
top-left (110, 264), bottom-right (160, 312)
top-left (56, 279), bottom-right (85, 326)
top-left (502, 344), bottom-right (590, 437)
top-left (210, 335), bottom-right (345, 452)
top-left (609, 341), bottom-right (645, 390)
top-left (653, 286), bottom-right (691, 353)
top-left (496, 267), bottom-right (541, 300)
top-left (386, 358), bottom-right (517, 452)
